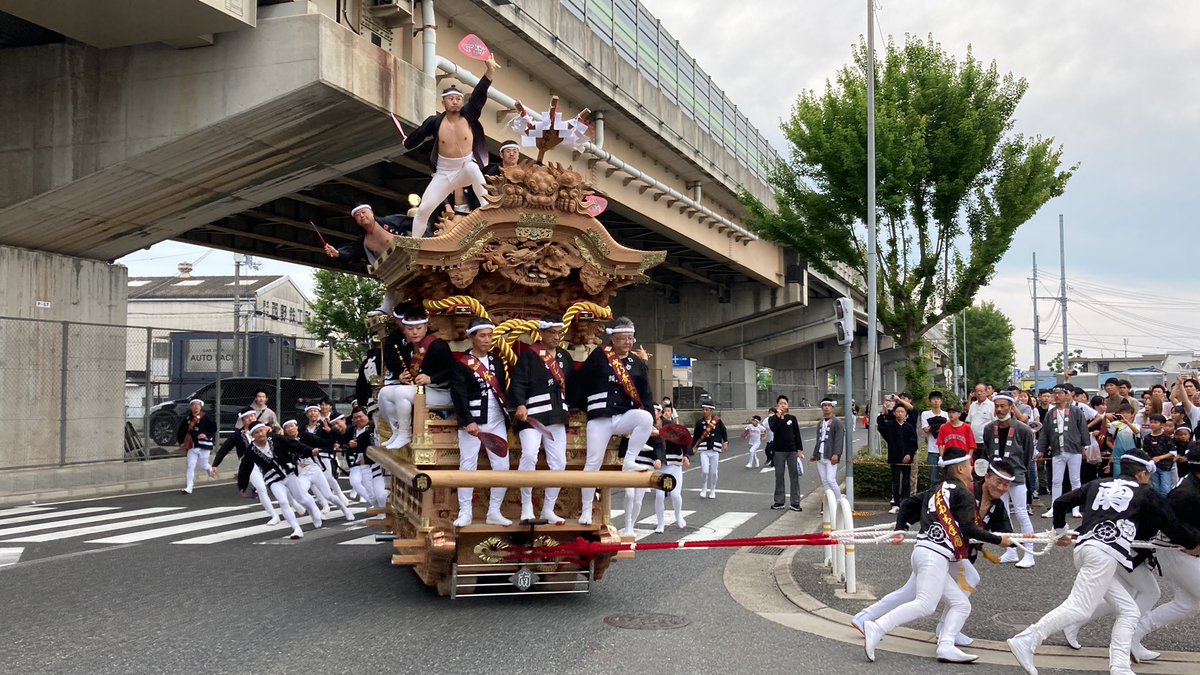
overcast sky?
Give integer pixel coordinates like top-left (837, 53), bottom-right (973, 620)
top-left (120, 1), bottom-right (1200, 372)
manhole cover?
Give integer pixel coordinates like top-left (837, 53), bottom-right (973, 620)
top-left (992, 611), bottom-right (1043, 629)
top-left (604, 612), bottom-right (690, 630)
top-left (748, 546), bottom-right (785, 556)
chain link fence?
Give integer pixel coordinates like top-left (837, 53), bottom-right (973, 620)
top-left (0, 315), bottom-right (359, 471)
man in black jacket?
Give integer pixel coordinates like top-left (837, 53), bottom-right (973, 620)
top-left (879, 404), bottom-right (918, 514)
top-left (449, 318), bottom-right (512, 527)
top-left (1007, 449), bottom-right (1200, 675)
top-left (403, 56), bottom-right (498, 237)
top-left (378, 305), bottom-right (455, 449)
top-left (177, 399), bottom-right (216, 495)
top-left (861, 448), bottom-right (1013, 664)
top-left (768, 395), bottom-right (803, 511)
top-left (509, 317), bottom-right (574, 524)
top-left (322, 203), bottom-right (412, 316)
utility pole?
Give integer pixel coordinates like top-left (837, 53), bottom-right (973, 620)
top-left (960, 310), bottom-right (968, 397)
top-left (951, 314), bottom-right (959, 398)
top-left (1032, 252), bottom-right (1041, 376)
top-left (1059, 215), bottom-right (1070, 376)
top-left (865, 0), bottom-right (880, 460)
top-left (233, 255), bottom-right (242, 377)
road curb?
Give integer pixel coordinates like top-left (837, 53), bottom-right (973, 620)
top-left (725, 491), bottom-right (1200, 672)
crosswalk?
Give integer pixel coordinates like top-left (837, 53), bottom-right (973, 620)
top-left (0, 502), bottom-right (767, 552)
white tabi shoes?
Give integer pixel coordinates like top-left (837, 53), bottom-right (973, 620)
top-left (935, 643), bottom-right (979, 664)
top-left (485, 510), bottom-right (513, 527)
top-left (453, 511), bottom-right (473, 528)
top-left (1006, 630), bottom-right (1040, 675)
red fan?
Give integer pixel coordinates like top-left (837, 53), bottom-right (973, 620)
top-left (583, 195), bottom-right (608, 217)
top-left (458, 34), bottom-right (492, 61)
top-left (525, 417), bottom-right (554, 442)
top-left (478, 431), bottom-right (509, 457)
top-left (659, 424), bottom-right (693, 447)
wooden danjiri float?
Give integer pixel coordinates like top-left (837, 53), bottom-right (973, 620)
top-left (363, 157), bottom-right (670, 597)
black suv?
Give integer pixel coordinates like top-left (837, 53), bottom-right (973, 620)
top-left (147, 378), bottom-right (331, 447)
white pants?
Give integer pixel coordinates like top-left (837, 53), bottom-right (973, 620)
top-left (699, 450), bottom-right (720, 493)
top-left (654, 464), bottom-right (685, 528)
top-left (873, 547), bottom-right (970, 644)
top-left (1071, 563), bottom-right (1159, 636)
top-left (371, 471), bottom-right (390, 510)
top-left (348, 465), bottom-right (375, 507)
top-left (379, 384), bottom-right (452, 449)
top-left (248, 465), bottom-right (278, 519)
top-left (746, 440), bottom-right (761, 467)
top-left (1022, 545), bottom-right (1139, 672)
top-left (283, 474), bottom-right (323, 528)
top-left (581, 409), bottom-right (654, 518)
top-left (517, 424), bottom-right (567, 515)
top-left (300, 462), bottom-right (352, 517)
top-left (457, 416), bottom-right (509, 515)
top-left (863, 559), bottom-right (980, 641)
top-left (184, 448), bottom-right (211, 493)
top-left (1137, 548), bottom-right (1200, 636)
top-left (816, 459), bottom-right (839, 496)
top-left (1002, 483), bottom-right (1035, 534)
top-left (318, 456), bottom-right (346, 501)
top-left (1051, 453), bottom-right (1082, 505)
top-left (413, 154), bottom-right (488, 237)
top-left (266, 480), bottom-right (304, 536)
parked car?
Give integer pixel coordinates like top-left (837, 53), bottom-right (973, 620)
top-left (147, 377), bottom-right (331, 447)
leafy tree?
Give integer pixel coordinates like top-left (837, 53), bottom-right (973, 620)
top-left (1048, 348), bottom-right (1085, 373)
top-left (742, 34), bottom-right (1075, 405)
top-left (757, 367), bottom-right (774, 391)
top-left (950, 302), bottom-right (1017, 388)
top-left (304, 269), bottom-right (382, 364)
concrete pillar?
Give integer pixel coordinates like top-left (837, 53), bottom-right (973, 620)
top-left (692, 357), bottom-right (757, 410)
top-left (642, 342), bottom-right (673, 407)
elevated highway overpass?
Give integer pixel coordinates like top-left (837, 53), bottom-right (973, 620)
top-left (0, 0), bottom-right (930, 419)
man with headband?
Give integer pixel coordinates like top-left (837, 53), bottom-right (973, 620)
top-left (509, 316), bottom-right (574, 524)
top-left (449, 317), bottom-right (512, 527)
top-left (856, 456), bottom-right (1018, 655)
top-left (379, 304), bottom-right (455, 449)
top-left (1037, 384), bottom-right (1089, 520)
top-left (983, 392), bottom-right (1038, 569)
top-left (859, 447), bottom-right (1013, 665)
top-left (811, 398), bottom-right (845, 499)
top-left (176, 398), bottom-right (216, 495)
top-left (570, 316), bottom-right (655, 526)
top-left (1007, 449), bottom-right (1200, 675)
top-left (403, 56), bottom-right (499, 238)
top-left (322, 203), bottom-right (412, 316)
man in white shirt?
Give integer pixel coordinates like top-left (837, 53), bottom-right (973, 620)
top-left (966, 383), bottom-right (995, 452)
top-left (919, 391), bottom-right (948, 486)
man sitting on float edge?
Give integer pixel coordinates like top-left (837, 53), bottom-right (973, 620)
top-left (378, 304), bottom-right (454, 449)
top-left (569, 316), bottom-right (655, 526)
top-left (449, 318), bottom-right (513, 527)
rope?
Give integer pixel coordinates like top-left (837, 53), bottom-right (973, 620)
top-left (560, 301), bottom-right (611, 346)
top-left (423, 295), bottom-right (490, 320)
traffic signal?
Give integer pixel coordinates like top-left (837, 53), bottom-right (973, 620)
top-left (834, 297), bottom-right (854, 346)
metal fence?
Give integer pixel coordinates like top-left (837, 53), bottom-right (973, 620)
top-left (0, 315), bottom-right (359, 471)
top-left (679, 375), bottom-right (820, 412)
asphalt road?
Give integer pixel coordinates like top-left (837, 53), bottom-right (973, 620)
top-left (0, 425), bottom-right (1063, 674)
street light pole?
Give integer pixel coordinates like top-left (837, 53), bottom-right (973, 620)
top-left (865, 0), bottom-right (880, 460)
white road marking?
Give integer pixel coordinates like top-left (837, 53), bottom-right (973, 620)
top-left (759, 467), bottom-right (774, 474)
top-left (0, 547), bottom-right (24, 567)
top-left (0, 507), bottom-right (182, 538)
top-left (679, 511), bottom-right (756, 542)
top-left (637, 510), bottom-right (695, 526)
top-left (0, 507), bottom-right (117, 527)
top-left (175, 508), bottom-right (364, 544)
top-left (0, 506), bottom-right (53, 517)
top-left (7, 507), bottom-right (245, 543)
top-left (86, 508), bottom-right (273, 544)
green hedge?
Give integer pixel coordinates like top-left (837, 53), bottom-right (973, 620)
top-left (850, 455), bottom-right (934, 500)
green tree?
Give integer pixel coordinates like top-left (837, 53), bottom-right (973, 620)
top-left (950, 302), bottom-right (1017, 388)
top-left (304, 269), bottom-right (383, 364)
top-left (742, 35), bottom-right (1075, 405)
top-left (1048, 348), bottom-right (1084, 373)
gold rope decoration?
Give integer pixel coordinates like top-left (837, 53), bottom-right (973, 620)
top-left (423, 295), bottom-right (491, 320)
top-left (560, 301), bottom-right (613, 345)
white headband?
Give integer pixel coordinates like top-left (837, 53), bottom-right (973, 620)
top-left (538, 320), bottom-right (564, 330)
top-left (304, 405), bottom-right (320, 412)
top-left (992, 394), bottom-right (1015, 404)
top-left (466, 323), bottom-right (495, 335)
top-left (238, 410), bottom-right (257, 420)
top-left (701, 403), bottom-right (715, 409)
top-left (329, 414), bottom-right (346, 423)
top-left (282, 420), bottom-right (298, 429)
top-left (606, 326), bottom-right (635, 335)
top-left (350, 204), bottom-right (372, 216)
top-left (938, 454), bottom-right (971, 467)
top-left (401, 317), bottom-right (428, 326)
top-left (988, 463), bottom-right (1016, 482)
top-left (500, 141), bottom-right (519, 151)
top-left (249, 423), bottom-right (269, 434)
top-left (189, 399), bottom-right (203, 407)
top-left (820, 399), bottom-right (835, 406)
top-left (1121, 454), bottom-right (1158, 474)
